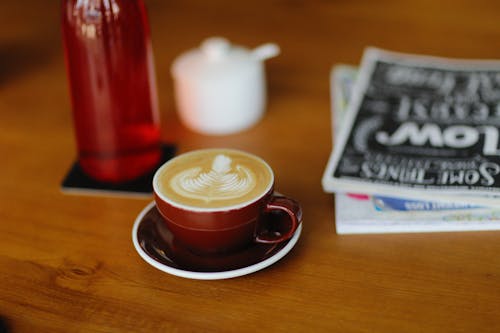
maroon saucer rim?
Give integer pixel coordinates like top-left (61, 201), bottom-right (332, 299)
top-left (135, 203), bottom-right (294, 273)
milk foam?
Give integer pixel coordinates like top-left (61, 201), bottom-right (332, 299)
top-left (169, 154), bottom-right (256, 202)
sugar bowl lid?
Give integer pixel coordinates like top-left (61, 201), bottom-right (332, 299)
top-left (171, 37), bottom-right (280, 81)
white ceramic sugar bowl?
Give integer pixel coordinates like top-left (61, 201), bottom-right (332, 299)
top-left (171, 37), bottom-right (280, 135)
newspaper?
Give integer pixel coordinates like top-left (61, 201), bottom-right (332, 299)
top-left (329, 64), bottom-right (500, 234)
top-left (323, 48), bottom-right (500, 207)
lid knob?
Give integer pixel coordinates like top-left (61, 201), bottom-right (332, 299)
top-left (201, 37), bottom-right (231, 61)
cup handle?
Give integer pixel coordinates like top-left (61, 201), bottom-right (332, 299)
top-left (255, 195), bottom-right (302, 244)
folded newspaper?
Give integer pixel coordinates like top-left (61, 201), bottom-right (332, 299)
top-left (323, 49), bottom-right (500, 234)
top-left (323, 47), bottom-right (500, 208)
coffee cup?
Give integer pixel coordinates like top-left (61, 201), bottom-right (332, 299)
top-left (152, 148), bottom-right (302, 255)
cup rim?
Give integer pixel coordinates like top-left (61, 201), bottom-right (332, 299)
top-left (153, 148), bottom-right (274, 212)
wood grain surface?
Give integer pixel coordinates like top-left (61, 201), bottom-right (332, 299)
top-left (1, 1), bottom-right (500, 332)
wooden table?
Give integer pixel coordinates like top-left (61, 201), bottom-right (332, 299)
top-left (1, 1), bottom-right (500, 332)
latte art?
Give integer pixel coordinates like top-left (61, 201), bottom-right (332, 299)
top-left (170, 154), bottom-right (256, 202)
top-left (155, 149), bottom-right (273, 209)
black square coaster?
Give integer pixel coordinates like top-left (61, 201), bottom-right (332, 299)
top-left (61, 144), bottom-right (176, 198)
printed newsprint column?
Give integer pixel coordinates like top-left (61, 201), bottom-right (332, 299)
top-left (322, 47), bottom-right (500, 206)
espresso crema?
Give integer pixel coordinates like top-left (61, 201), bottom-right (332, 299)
top-left (155, 149), bottom-right (273, 209)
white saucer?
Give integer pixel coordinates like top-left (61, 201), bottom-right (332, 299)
top-left (132, 202), bottom-right (302, 280)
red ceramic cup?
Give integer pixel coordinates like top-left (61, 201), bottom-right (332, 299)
top-left (152, 149), bottom-right (302, 255)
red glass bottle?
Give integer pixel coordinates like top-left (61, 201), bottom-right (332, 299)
top-left (62, 0), bottom-right (161, 183)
